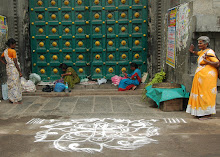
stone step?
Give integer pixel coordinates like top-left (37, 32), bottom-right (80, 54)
top-left (36, 83), bottom-right (146, 90)
top-left (23, 89), bottom-right (145, 97)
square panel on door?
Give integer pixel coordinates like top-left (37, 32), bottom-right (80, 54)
top-left (62, 11), bottom-right (72, 22)
top-left (92, 38), bottom-right (102, 50)
top-left (63, 39), bottom-right (72, 49)
top-left (37, 66), bottom-right (48, 79)
top-left (106, 0), bottom-right (116, 6)
top-left (107, 38), bottom-right (116, 49)
top-left (49, 11), bottom-right (59, 22)
top-left (92, 65), bottom-right (104, 78)
top-left (37, 53), bottom-right (47, 64)
top-left (106, 51), bottom-right (116, 62)
top-left (132, 24), bottom-right (142, 34)
top-left (92, 11), bottom-right (102, 21)
top-left (62, 25), bottom-right (72, 35)
top-left (75, 11), bottom-right (85, 21)
top-left (92, 52), bottom-right (103, 63)
top-left (91, 0), bottom-right (102, 6)
top-left (107, 24), bottom-right (116, 35)
top-left (36, 25), bottom-right (46, 36)
top-left (92, 25), bottom-right (102, 35)
top-left (62, 0), bottom-right (72, 7)
top-left (50, 53), bottom-right (61, 64)
top-left (75, 0), bottom-right (85, 7)
top-left (119, 64), bottom-right (129, 75)
top-left (48, 0), bottom-right (58, 7)
top-left (106, 65), bottom-right (116, 79)
top-left (36, 39), bottom-right (46, 50)
top-left (50, 39), bottom-right (59, 50)
top-left (49, 25), bottom-right (59, 35)
top-left (132, 37), bottom-right (142, 48)
top-left (63, 52), bottom-right (73, 63)
top-left (50, 66), bottom-right (61, 79)
top-left (133, 0), bottom-right (143, 5)
top-left (119, 24), bottom-right (128, 35)
top-left (76, 52), bottom-right (87, 62)
top-left (75, 66), bottom-right (87, 78)
top-left (76, 39), bottom-right (86, 48)
top-left (118, 10), bottom-right (128, 21)
top-left (133, 10), bottom-right (142, 20)
top-left (34, 0), bottom-right (46, 8)
top-left (106, 11), bottom-right (116, 21)
top-left (132, 51), bottom-right (142, 62)
top-left (119, 0), bottom-right (129, 6)
top-left (119, 38), bottom-right (129, 50)
top-left (35, 11), bottom-right (45, 22)
top-left (119, 51), bottom-right (129, 62)
top-left (75, 25), bottom-right (86, 35)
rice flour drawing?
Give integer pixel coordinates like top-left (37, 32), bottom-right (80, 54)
top-left (34, 118), bottom-right (160, 153)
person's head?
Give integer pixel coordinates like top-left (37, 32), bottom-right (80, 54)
top-left (59, 63), bottom-right (68, 72)
top-left (5, 38), bottom-right (16, 49)
top-left (197, 36), bottom-right (210, 50)
top-left (130, 62), bottom-right (138, 71)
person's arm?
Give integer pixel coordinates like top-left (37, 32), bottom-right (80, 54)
top-left (189, 44), bottom-right (199, 55)
top-left (13, 58), bottom-right (22, 77)
top-left (203, 51), bottom-right (220, 68)
top-left (203, 58), bottom-right (220, 68)
top-left (0, 56), bottom-right (6, 65)
top-left (61, 72), bottom-right (72, 77)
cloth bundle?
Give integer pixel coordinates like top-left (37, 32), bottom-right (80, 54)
top-left (111, 75), bottom-right (126, 85)
top-left (97, 78), bottom-right (107, 85)
top-left (29, 73), bottom-right (41, 85)
top-left (21, 77), bottom-right (36, 92)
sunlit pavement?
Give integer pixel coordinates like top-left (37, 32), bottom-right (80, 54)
top-left (0, 94), bottom-right (219, 157)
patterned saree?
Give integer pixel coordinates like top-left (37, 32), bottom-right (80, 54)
top-left (63, 67), bottom-right (80, 89)
top-left (118, 69), bottom-right (141, 91)
top-left (186, 49), bottom-right (218, 116)
top-left (4, 49), bottom-right (22, 103)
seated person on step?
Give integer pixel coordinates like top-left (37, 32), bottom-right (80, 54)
top-left (56, 63), bottom-right (80, 89)
top-left (118, 63), bottom-right (141, 91)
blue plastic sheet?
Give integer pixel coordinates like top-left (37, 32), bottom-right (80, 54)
top-left (145, 85), bottom-right (189, 107)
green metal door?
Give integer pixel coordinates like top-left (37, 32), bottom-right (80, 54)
top-left (30, 0), bottom-right (147, 81)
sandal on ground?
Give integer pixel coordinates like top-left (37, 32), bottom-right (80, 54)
top-left (198, 117), bottom-right (209, 120)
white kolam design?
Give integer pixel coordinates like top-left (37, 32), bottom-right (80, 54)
top-left (34, 118), bottom-right (160, 153)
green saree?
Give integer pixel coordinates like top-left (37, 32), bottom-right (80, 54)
top-left (63, 67), bottom-right (80, 88)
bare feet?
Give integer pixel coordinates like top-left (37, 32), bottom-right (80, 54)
top-left (132, 86), bottom-right (137, 90)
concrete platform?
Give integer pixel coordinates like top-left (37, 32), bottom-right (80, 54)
top-left (23, 83), bottom-right (146, 97)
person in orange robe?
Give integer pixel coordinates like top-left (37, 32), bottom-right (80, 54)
top-left (186, 36), bottom-right (219, 120)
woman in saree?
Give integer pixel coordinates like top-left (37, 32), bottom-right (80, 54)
top-left (0, 38), bottom-right (22, 104)
top-left (58, 63), bottom-right (80, 89)
top-left (118, 63), bottom-right (141, 91)
top-left (186, 36), bottom-right (219, 120)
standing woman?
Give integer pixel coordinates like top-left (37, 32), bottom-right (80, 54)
top-left (0, 38), bottom-right (22, 104)
top-left (186, 36), bottom-right (219, 120)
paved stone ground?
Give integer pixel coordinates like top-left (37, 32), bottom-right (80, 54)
top-left (0, 94), bottom-right (219, 157)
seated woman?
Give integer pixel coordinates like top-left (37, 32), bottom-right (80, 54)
top-left (118, 63), bottom-right (141, 91)
top-left (58, 63), bottom-right (80, 89)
